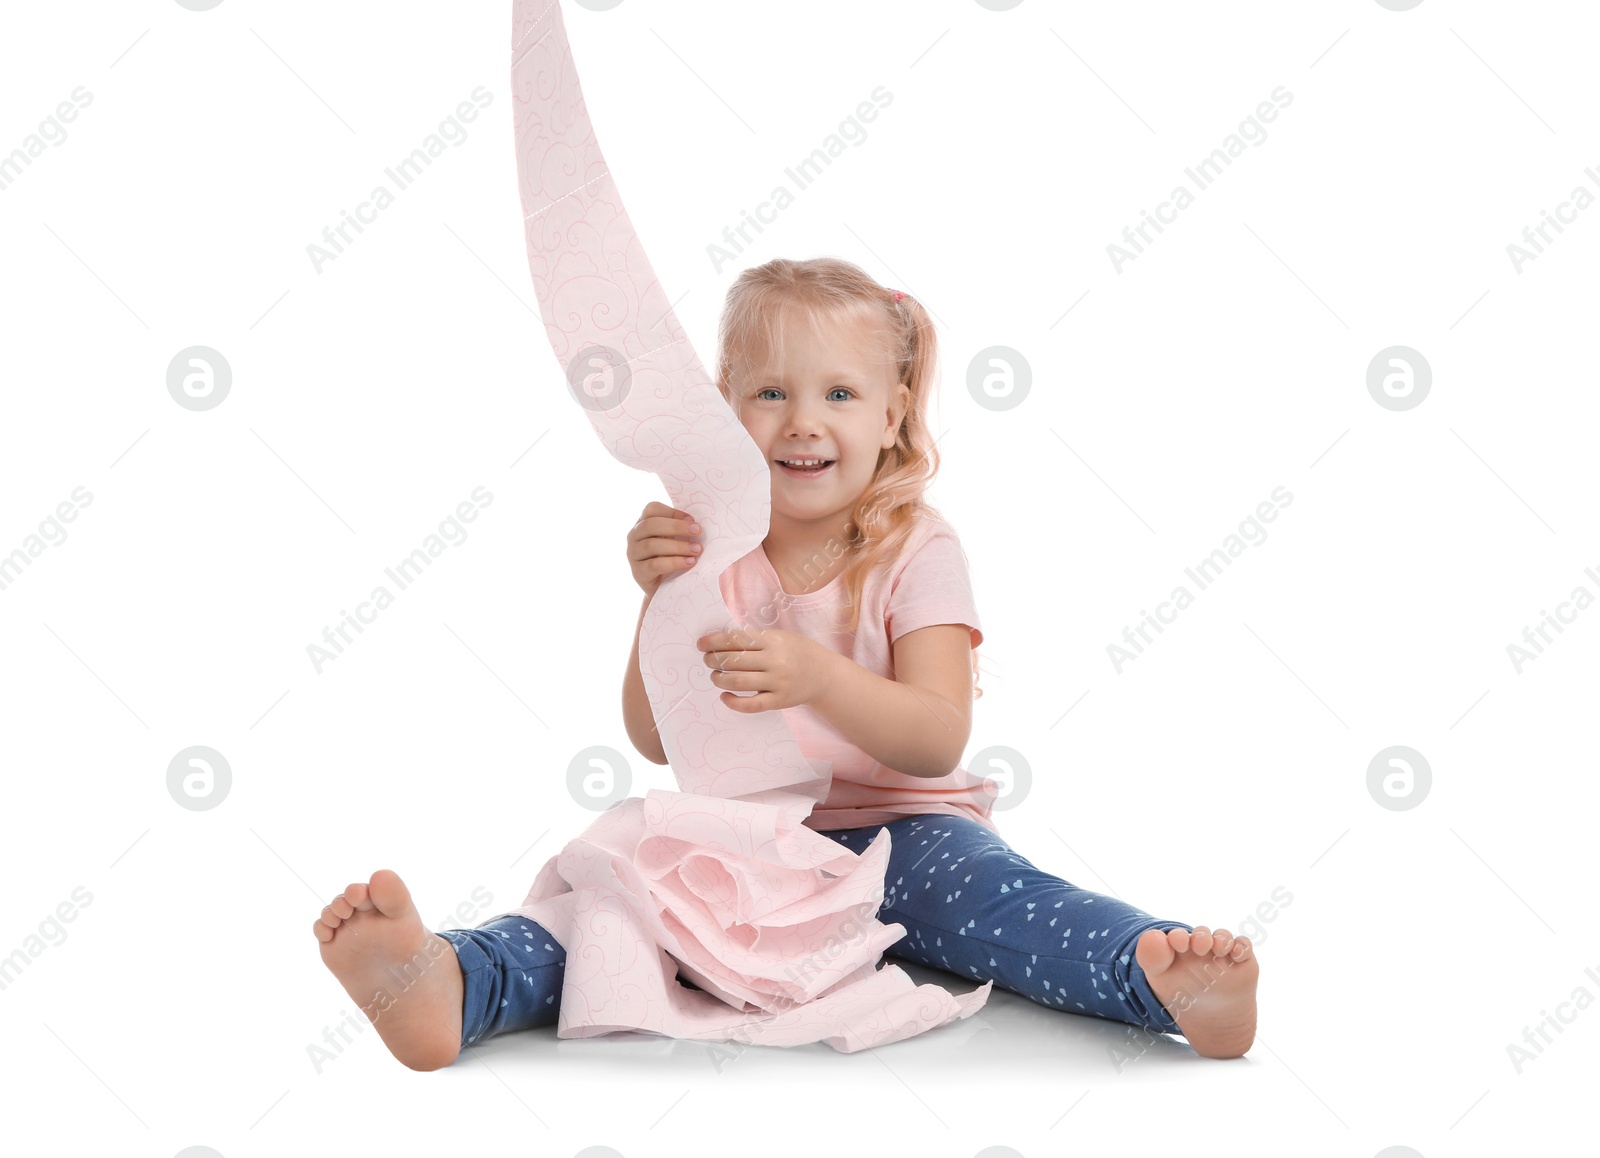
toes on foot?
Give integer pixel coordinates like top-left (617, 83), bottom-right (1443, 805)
top-left (1189, 926), bottom-right (1213, 954)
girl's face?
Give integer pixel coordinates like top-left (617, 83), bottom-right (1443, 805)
top-left (735, 309), bottom-right (908, 528)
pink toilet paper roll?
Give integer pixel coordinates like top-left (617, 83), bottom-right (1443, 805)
top-left (484, 0), bottom-right (991, 1051)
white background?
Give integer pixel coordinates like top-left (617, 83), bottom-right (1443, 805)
top-left (1, 0), bottom-right (1593, 1155)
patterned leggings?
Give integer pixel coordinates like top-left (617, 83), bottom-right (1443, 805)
top-left (434, 813), bottom-right (1193, 1048)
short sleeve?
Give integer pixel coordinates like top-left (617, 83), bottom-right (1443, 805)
top-left (885, 520), bottom-right (984, 649)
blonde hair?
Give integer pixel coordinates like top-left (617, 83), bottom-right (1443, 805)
top-left (714, 256), bottom-right (983, 701)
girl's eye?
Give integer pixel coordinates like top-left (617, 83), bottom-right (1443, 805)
top-left (753, 387), bottom-right (854, 401)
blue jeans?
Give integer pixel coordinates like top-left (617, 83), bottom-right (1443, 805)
top-left (435, 814), bottom-right (1193, 1049)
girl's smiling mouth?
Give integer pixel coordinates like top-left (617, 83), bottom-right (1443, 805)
top-left (775, 457), bottom-right (836, 478)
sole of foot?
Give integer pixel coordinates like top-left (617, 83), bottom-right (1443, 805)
top-left (1135, 925), bottom-right (1258, 1059)
top-left (312, 869), bottom-right (465, 1072)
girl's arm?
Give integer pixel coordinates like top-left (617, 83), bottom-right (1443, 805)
top-left (623, 591), bottom-right (669, 764)
top-left (808, 624), bottom-right (974, 779)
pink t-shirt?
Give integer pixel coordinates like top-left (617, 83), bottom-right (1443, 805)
top-left (718, 512), bottom-right (1002, 837)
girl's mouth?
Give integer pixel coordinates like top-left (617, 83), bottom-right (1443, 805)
top-left (775, 458), bottom-right (835, 479)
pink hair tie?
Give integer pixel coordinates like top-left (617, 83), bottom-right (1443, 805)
top-left (891, 290), bottom-right (906, 302)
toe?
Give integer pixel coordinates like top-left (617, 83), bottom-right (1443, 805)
top-left (329, 894), bottom-right (355, 920)
top-left (1134, 928), bottom-right (1176, 975)
top-left (1166, 927), bottom-right (1190, 954)
top-left (366, 869), bottom-right (414, 918)
top-left (311, 918), bottom-right (334, 943)
top-left (319, 905), bottom-right (343, 929)
top-left (1230, 935), bottom-right (1253, 961)
top-left (1210, 929), bottom-right (1233, 956)
top-left (1189, 926), bottom-right (1213, 954)
top-left (343, 882), bottom-right (373, 911)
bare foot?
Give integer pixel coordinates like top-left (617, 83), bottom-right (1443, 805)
top-left (312, 869), bottom-right (465, 1071)
top-left (1135, 925), bottom-right (1258, 1059)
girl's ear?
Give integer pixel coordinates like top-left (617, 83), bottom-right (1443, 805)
top-left (883, 381), bottom-right (910, 447)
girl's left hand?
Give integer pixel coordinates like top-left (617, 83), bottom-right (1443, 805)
top-left (696, 628), bottom-right (833, 712)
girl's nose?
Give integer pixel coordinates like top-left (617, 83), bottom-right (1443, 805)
top-left (784, 407), bottom-right (825, 436)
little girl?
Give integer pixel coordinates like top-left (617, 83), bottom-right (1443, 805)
top-left (312, 257), bottom-right (1260, 1070)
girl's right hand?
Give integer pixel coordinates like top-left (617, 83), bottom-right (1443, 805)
top-left (628, 502), bottom-right (702, 597)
